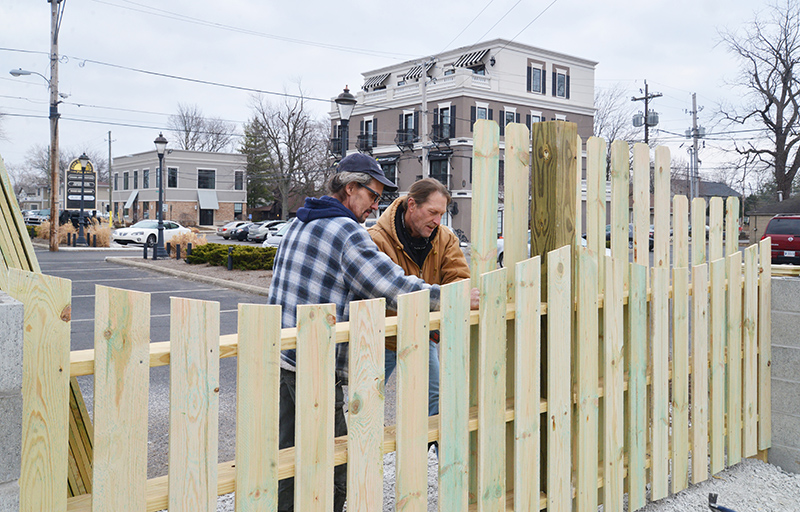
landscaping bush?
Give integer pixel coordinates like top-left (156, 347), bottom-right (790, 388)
top-left (169, 231), bottom-right (208, 259)
top-left (185, 243), bottom-right (277, 270)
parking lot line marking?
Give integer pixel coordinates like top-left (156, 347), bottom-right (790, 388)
top-left (71, 288), bottom-right (222, 299)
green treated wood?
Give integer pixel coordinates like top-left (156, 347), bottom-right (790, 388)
top-left (631, 144), bottom-right (650, 267)
top-left (626, 262), bottom-right (648, 510)
top-left (439, 280), bottom-right (471, 512)
top-left (514, 256), bottom-right (541, 512)
top-left (651, 266), bottom-right (669, 500)
top-left (470, 119), bottom-right (500, 288)
top-left (503, 123), bottom-right (531, 301)
top-left (477, 269), bottom-right (507, 511)
top-left (9, 269), bottom-right (71, 512)
top-left (709, 198), bottom-right (724, 263)
top-left (725, 197), bottom-right (740, 258)
top-left (610, 140), bottom-right (630, 283)
top-left (396, 289), bottom-right (430, 512)
top-left (691, 263), bottom-right (710, 484)
top-left (295, 303), bottom-right (336, 511)
top-left (758, 238), bottom-right (772, 450)
top-left (726, 251), bottom-right (743, 466)
top-left (92, 286), bottom-right (150, 512)
top-left (743, 245), bottom-right (758, 457)
top-left (603, 256), bottom-right (624, 512)
top-left (653, 147), bottom-right (671, 268)
top-left (709, 258), bottom-right (726, 474)
top-left (586, 136), bottom-right (607, 291)
top-left (347, 299), bottom-right (386, 511)
top-left (692, 198), bottom-right (707, 266)
top-left (672, 266), bottom-right (689, 492)
top-left (168, 297), bottom-right (220, 512)
top-left (673, 196), bottom-right (689, 269)
top-left (235, 303), bottom-right (281, 512)
top-left (575, 135), bottom-right (583, 251)
top-left (546, 246), bottom-right (571, 512)
top-left (575, 247), bottom-right (598, 512)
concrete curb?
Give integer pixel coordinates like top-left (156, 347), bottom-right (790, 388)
top-left (105, 256), bottom-right (270, 297)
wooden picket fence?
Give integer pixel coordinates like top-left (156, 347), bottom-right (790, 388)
top-left (8, 120), bottom-right (771, 511)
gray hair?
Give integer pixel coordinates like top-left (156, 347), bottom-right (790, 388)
top-left (328, 171), bottom-right (373, 198)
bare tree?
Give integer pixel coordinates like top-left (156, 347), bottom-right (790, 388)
top-left (0, 111), bottom-right (6, 141)
top-left (17, 144), bottom-right (108, 201)
top-left (593, 83), bottom-right (643, 177)
top-left (242, 88), bottom-right (331, 219)
top-left (168, 103), bottom-right (237, 152)
top-left (718, 0), bottom-right (800, 199)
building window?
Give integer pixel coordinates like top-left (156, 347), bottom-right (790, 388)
top-left (133, 170), bottom-right (138, 190)
top-left (553, 67), bottom-right (570, 99)
top-left (143, 169), bottom-right (149, 189)
top-left (444, 69), bottom-right (455, 76)
top-left (114, 173), bottom-right (119, 191)
top-left (198, 169), bottom-right (215, 189)
top-left (235, 170), bottom-right (244, 190)
top-left (470, 103), bottom-right (492, 132)
top-left (477, 107), bottom-right (488, 120)
top-left (472, 65), bottom-right (486, 75)
top-left (528, 111), bottom-right (543, 130)
top-left (404, 113), bottom-right (414, 131)
top-left (528, 62), bottom-right (545, 94)
top-left (380, 162), bottom-right (397, 184)
top-left (142, 201), bottom-right (149, 219)
top-left (168, 167), bottom-right (178, 188)
top-left (234, 202), bottom-right (243, 220)
top-left (429, 158), bottom-right (449, 187)
top-left (123, 172), bottom-right (129, 190)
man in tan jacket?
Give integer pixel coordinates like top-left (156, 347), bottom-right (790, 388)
top-left (368, 178), bottom-right (475, 418)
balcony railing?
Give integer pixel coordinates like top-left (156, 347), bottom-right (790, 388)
top-left (329, 138), bottom-right (342, 157)
top-left (357, 134), bottom-right (375, 154)
top-left (431, 123), bottom-right (452, 143)
top-left (395, 128), bottom-right (418, 149)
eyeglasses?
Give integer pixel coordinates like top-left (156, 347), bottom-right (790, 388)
top-left (358, 183), bottom-right (383, 205)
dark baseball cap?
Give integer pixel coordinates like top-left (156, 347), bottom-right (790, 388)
top-left (337, 153), bottom-right (397, 191)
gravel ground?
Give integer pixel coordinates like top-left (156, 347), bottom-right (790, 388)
top-left (134, 257), bottom-right (800, 512)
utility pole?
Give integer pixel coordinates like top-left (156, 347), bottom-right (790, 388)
top-left (108, 130), bottom-right (113, 226)
top-left (685, 93), bottom-right (704, 200)
top-left (48, 0), bottom-right (62, 252)
top-left (631, 80), bottom-right (662, 144)
top-left (420, 58), bottom-right (434, 179)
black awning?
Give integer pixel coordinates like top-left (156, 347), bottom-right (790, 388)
top-left (405, 62), bottom-right (433, 80)
top-left (454, 49), bottom-right (489, 68)
top-left (362, 73), bottom-right (390, 89)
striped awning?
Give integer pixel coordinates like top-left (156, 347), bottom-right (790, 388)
top-left (404, 62), bottom-right (433, 80)
top-left (362, 73), bottom-right (390, 90)
top-left (454, 48), bottom-right (489, 68)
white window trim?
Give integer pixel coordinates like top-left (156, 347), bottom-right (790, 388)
top-left (530, 64), bottom-right (545, 94)
top-left (363, 115), bottom-right (374, 123)
top-left (554, 67), bottom-right (568, 98)
top-left (475, 101), bottom-right (489, 110)
top-left (555, 114), bottom-right (566, 121)
top-left (438, 102), bottom-right (452, 110)
top-left (197, 168), bottom-right (217, 190)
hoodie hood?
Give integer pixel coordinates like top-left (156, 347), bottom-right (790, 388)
top-left (296, 196), bottom-right (359, 223)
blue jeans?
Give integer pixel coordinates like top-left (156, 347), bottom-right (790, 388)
top-left (385, 336), bottom-right (440, 417)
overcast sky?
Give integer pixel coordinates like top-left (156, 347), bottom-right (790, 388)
top-left (1, 0), bottom-right (764, 183)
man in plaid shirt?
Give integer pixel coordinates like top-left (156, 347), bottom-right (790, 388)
top-left (269, 153), bottom-right (439, 512)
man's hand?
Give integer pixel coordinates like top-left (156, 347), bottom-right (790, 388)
top-left (470, 287), bottom-right (480, 310)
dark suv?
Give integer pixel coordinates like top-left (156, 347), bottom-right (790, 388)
top-left (761, 214), bottom-right (800, 264)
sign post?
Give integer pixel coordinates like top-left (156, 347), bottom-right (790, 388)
top-left (68, 154), bottom-right (94, 246)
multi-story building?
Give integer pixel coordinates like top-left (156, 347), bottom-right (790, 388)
top-left (331, 38), bottom-right (597, 239)
top-left (111, 149), bottom-right (247, 227)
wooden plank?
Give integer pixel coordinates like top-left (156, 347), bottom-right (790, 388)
top-left (92, 286), bottom-right (150, 511)
top-left (626, 262), bottom-right (647, 510)
top-left (575, 247), bottom-right (598, 512)
top-left (168, 297), bottom-right (220, 512)
top-left (67, 379), bottom-right (92, 497)
top-left (691, 263), bottom-right (709, 484)
top-left (631, 143), bottom-right (650, 267)
top-left (234, 304), bottom-right (281, 512)
top-left (610, 140), bottom-right (630, 284)
top-left (586, 136), bottom-right (607, 291)
top-left (439, 279), bottom-right (472, 512)
top-left (294, 303), bottom-right (336, 511)
top-left (692, 197), bottom-right (707, 266)
top-left (546, 246), bottom-right (571, 512)
top-left (603, 256), bottom-right (624, 512)
top-left (477, 269), bottom-right (507, 512)
top-left (709, 257), bottom-right (726, 474)
top-left (672, 266), bottom-right (690, 492)
top-left (575, 134), bottom-right (583, 252)
top-left (650, 266), bottom-right (669, 499)
top-left (726, 251), bottom-right (743, 467)
top-left (513, 256), bottom-right (541, 512)
top-left (725, 197), bottom-right (740, 258)
top-left (347, 299), bottom-right (386, 511)
top-left (743, 244), bottom-right (758, 457)
top-left (8, 269), bottom-right (72, 512)
top-left (396, 289), bottom-right (430, 512)
top-left (673, 195), bottom-right (689, 269)
top-left (503, 123), bottom-right (531, 301)
top-left (653, 146), bottom-right (670, 268)
top-left (0, 155), bottom-right (40, 272)
top-left (708, 198), bottom-right (724, 263)
top-left (471, 119), bottom-right (500, 288)
top-left (758, 238), bottom-right (772, 450)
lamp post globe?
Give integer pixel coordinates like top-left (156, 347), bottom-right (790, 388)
top-left (334, 86), bottom-right (357, 159)
top-left (75, 152), bottom-right (90, 246)
top-left (154, 133), bottom-right (169, 259)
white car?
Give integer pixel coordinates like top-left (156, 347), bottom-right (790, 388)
top-left (112, 220), bottom-right (190, 246)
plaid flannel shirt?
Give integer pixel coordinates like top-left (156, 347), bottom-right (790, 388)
top-left (268, 215), bottom-right (440, 383)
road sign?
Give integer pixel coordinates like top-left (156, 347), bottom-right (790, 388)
top-left (66, 158), bottom-right (97, 209)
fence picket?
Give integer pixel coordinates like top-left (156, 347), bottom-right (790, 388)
top-left (347, 298), bottom-right (386, 511)
top-left (692, 198), bottom-right (707, 266)
top-left (672, 266), bottom-right (689, 492)
top-left (651, 266), bottom-right (670, 500)
top-left (709, 199), bottom-right (724, 263)
top-left (743, 245), bottom-right (759, 457)
top-left (758, 238), bottom-right (772, 450)
top-left (234, 304), bottom-right (281, 512)
top-left (674, 196), bottom-right (689, 269)
top-left (626, 262), bottom-right (647, 510)
top-left (691, 263), bottom-right (710, 484)
top-left (168, 297), bottom-right (220, 512)
top-left (470, 119), bottom-right (500, 287)
top-left (503, 123), bottom-right (531, 301)
top-left (709, 258), bottom-right (726, 474)
top-left (726, 198), bottom-right (740, 258)
top-left (726, 251), bottom-right (743, 466)
top-left (396, 289), bottom-right (430, 511)
top-left (546, 246), bottom-right (571, 512)
top-left (439, 279), bottom-right (472, 511)
top-left (632, 144), bottom-right (650, 267)
top-left (603, 256), bottom-right (624, 512)
top-left (586, 137), bottom-right (607, 291)
top-left (653, 147), bottom-right (671, 269)
top-left (610, 141), bottom-right (630, 275)
top-left (10, 269), bottom-right (71, 512)
top-left (477, 269), bottom-right (507, 511)
top-left (92, 286), bottom-right (150, 511)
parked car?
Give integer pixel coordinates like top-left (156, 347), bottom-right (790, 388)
top-left (262, 219), bottom-right (294, 248)
top-left (497, 230), bottom-right (530, 267)
top-left (230, 222), bottom-right (257, 241)
top-left (216, 220), bottom-right (249, 239)
top-left (247, 220), bottom-right (286, 243)
top-left (111, 220), bottom-right (190, 246)
top-left (606, 224), bottom-right (654, 251)
top-left (24, 208), bottom-right (50, 226)
top-left (761, 214), bottom-right (800, 264)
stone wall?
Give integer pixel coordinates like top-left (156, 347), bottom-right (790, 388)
top-left (0, 292), bottom-right (23, 511)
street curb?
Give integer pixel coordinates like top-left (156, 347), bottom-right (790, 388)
top-left (105, 257), bottom-right (270, 297)
top-left (31, 241), bottom-right (141, 252)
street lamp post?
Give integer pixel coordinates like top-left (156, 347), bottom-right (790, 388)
top-left (154, 133), bottom-right (169, 259)
top-left (10, 67), bottom-right (60, 251)
top-left (75, 152), bottom-right (89, 246)
top-left (334, 86), bottom-right (357, 159)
